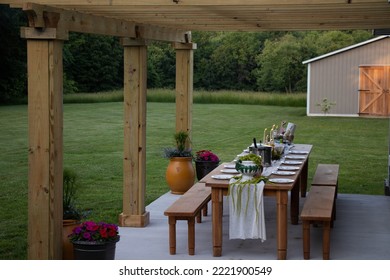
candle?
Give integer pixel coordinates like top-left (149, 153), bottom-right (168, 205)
top-left (263, 128), bottom-right (267, 144)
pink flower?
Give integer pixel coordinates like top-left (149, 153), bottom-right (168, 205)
top-left (68, 220), bottom-right (119, 243)
top-left (195, 150), bottom-right (219, 162)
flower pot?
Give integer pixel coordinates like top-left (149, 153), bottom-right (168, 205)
top-left (195, 160), bottom-right (220, 181)
top-left (165, 157), bottom-right (195, 194)
top-left (72, 236), bottom-right (120, 260)
top-left (62, 219), bottom-right (81, 260)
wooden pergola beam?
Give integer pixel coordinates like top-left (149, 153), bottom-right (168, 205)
top-left (20, 3), bottom-right (190, 42)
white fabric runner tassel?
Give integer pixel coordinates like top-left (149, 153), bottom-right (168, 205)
top-left (229, 180), bottom-right (266, 241)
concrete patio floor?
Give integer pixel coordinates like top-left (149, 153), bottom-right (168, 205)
top-left (116, 191), bottom-right (390, 260)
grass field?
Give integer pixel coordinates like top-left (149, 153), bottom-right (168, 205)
top-left (0, 96), bottom-right (388, 259)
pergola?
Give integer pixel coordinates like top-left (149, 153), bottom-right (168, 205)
top-left (1, 0), bottom-right (390, 260)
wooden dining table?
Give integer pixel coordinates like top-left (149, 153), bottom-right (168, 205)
top-left (200, 144), bottom-right (313, 260)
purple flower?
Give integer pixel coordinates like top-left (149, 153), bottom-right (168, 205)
top-left (83, 232), bottom-right (91, 240)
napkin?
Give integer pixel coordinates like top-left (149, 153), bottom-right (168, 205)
top-left (229, 179), bottom-right (266, 241)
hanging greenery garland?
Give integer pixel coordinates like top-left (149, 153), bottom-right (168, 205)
top-left (228, 174), bottom-right (268, 220)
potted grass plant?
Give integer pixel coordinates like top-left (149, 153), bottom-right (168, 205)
top-left (62, 168), bottom-right (85, 260)
top-left (164, 130), bottom-right (195, 194)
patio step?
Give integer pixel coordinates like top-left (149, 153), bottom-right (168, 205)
top-left (164, 182), bottom-right (211, 255)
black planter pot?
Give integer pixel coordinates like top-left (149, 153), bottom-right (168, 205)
top-left (195, 160), bottom-right (220, 181)
top-left (72, 236), bottom-right (120, 260)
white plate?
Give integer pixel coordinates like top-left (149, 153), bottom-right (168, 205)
top-left (278, 166), bottom-right (299, 171)
top-left (290, 150), bottom-right (309, 154)
top-left (221, 169), bottom-right (239, 174)
top-left (237, 153), bottom-right (248, 157)
top-left (269, 178), bottom-right (294, 184)
top-left (211, 174), bottom-right (234, 180)
top-left (286, 155), bottom-right (305, 160)
top-left (283, 161), bottom-right (303, 165)
top-left (272, 171), bottom-right (296, 176)
top-left (224, 164), bottom-right (236, 169)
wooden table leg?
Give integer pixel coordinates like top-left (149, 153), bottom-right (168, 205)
top-left (301, 158), bottom-right (309, 197)
top-left (291, 180), bottom-right (300, 225)
top-left (276, 190), bottom-right (288, 260)
top-left (212, 188), bottom-right (223, 257)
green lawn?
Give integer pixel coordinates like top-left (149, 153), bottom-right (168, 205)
top-left (0, 101), bottom-right (388, 259)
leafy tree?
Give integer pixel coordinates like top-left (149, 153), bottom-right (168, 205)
top-left (192, 31), bottom-right (221, 89)
top-left (147, 41), bottom-right (175, 88)
top-left (255, 34), bottom-right (306, 93)
top-left (192, 31), bottom-right (287, 91)
top-left (0, 5), bottom-right (27, 104)
top-left (210, 32), bottom-right (257, 90)
top-left (315, 31), bottom-right (355, 55)
top-left (309, 30), bottom-right (372, 57)
top-left (64, 33), bottom-right (123, 93)
top-left (0, 12), bottom-right (375, 104)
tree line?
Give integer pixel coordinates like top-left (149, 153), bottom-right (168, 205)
top-left (0, 5), bottom-right (373, 104)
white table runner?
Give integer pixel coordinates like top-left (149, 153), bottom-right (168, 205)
top-left (229, 180), bottom-right (266, 241)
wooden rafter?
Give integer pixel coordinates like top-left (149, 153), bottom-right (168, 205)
top-left (1, 0), bottom-right (389, 32)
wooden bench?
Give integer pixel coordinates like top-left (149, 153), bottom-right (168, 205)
top-left (312, 163), bottom-right (339, 191)
top-left (164, 182), bottom-right (211, 255)
top-left (311, 163), bottom-right (339, 220)
top-left (300, 185), bottom-right (336, 260)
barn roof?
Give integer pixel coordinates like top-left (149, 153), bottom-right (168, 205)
top-left (302, 35), bottom-right (390, 65)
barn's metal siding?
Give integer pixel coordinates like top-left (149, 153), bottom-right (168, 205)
top-left (307, 37), bottom-right (390, 116)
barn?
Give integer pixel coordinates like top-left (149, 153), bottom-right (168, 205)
top-left (303, 35), bottom-right (390, 117)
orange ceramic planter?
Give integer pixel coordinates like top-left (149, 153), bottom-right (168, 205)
top-left (165, 157), bottom-right (195, 194)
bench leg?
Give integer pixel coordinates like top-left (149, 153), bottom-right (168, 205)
top-left (333, 185), bottom-right (337, 220)
top-left (196, 212), bottom-right (202, 223)
top-left (202, 203), bottom-right (208, 217)
top-left (322, 221), bottom-right (331, 260)
top-left (331, 200), bottom-right (336, 228)
top-left (303, 221), bottom-right (310, 259)
top-left (168, 217), bottom-right (177, 255)
top-left (188, 217), bottom-right (195, 255)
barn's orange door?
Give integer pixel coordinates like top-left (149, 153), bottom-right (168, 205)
top-left (359, 66), bottom-right (390, 116)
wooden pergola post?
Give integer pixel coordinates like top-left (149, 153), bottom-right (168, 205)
top-left (173, 42), bottom-right (197, 137)
top-left (23, 28), bottom-right (64, 259)
top-left (119, 38), bottom-right (150, 227)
